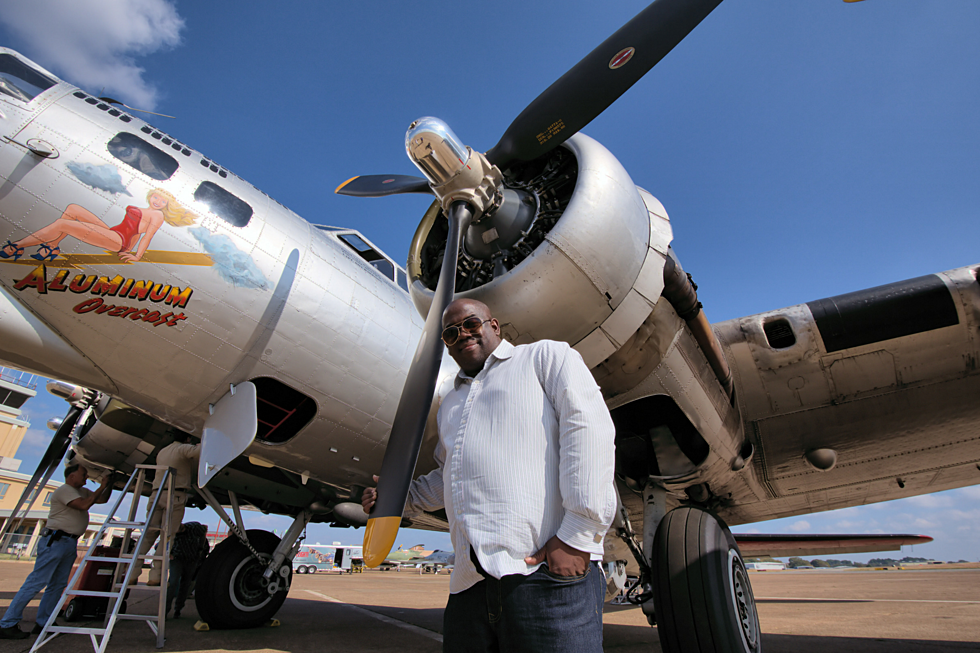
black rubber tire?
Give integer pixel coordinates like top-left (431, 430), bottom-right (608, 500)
top-left (296, 565), bottom-right (307, 574)
top-left (63, 598), bottom-right (79, 622)
top-left (194, 529), bottom-right (290, 629)
top-left (652, 507), bottom-right (762, 653)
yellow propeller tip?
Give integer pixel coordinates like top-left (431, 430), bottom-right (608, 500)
top-left (362, 516), bottom-right (401, 567)
top-left (335, 176), bottom-right (359, 194)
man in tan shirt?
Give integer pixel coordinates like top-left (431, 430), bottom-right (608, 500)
top-left (0, 465), bottom-right (111, 639)
top-left (138, 434), bottom-right (201, 586)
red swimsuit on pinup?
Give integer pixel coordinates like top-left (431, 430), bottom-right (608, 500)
top-left (109, 206), bottom-right (141, 251)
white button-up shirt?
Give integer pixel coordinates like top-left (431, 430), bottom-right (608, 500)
top-left (405, 339), bottom-right (616, 594)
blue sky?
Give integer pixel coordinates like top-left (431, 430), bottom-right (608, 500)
top-left (1, 0), bottom-right (977, 562)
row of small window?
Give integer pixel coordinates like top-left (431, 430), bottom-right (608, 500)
top-left (74, 91), bottom-right (135, 125)
top-left (106, 132), bottom-right (253, 228)
top-left (0, 483), bottom-right (51, 506)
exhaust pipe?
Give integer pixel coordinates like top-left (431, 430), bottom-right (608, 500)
top-left (662, 255), bottom-right (733, 399)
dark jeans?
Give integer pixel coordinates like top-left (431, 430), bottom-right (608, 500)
top-left (166, 559), bottom-right (198, 615)
top-left (443, 561), bottom-right (604, 653)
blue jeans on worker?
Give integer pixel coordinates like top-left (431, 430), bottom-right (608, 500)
top-left (0, 533), bottom-right (77, 628)
top-left (442, 559), bottom-right (605, 652)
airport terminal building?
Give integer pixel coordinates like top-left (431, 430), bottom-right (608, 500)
top-left (0, 368), bottom-right (106, 557)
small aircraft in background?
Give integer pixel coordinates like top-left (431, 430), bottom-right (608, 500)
top-left (0, 0), bottom-right (972, 650)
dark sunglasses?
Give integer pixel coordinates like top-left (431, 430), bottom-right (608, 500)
top-left (442, 317), bottom-right (491, 346)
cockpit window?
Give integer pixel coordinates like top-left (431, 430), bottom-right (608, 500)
top-left (0, 54), bottom-right (56, 102)
top-left (338, 233), bottom-right (395, 282)
top-left (107, 132), bottom-right (178, 181)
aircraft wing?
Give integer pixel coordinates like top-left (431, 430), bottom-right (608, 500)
top-left (733, 534), bottom-right (934, 558)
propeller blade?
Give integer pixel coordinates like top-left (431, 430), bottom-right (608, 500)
top-left (363, 201), bottom-right (474, 567)
top-left (486, 0), bottom-right (722, 168)
top-left (335, 175), bottom-right (433, 198)
top-left (0, 406), bottom-right (80, 543)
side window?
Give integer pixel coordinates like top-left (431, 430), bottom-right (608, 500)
top-left (396, 268), bottom-right (408, 292)
top-left (371, 258), bottom-right (394, 280)
top-left (194, 182), bottom-right (252, 227)
top-left (107, 132), bottom-right (178, 181)
top-left (0, 482), bottom-right (9, 500)
top-left (43, 491), bottom-right (53, 507)
top-left (0, 54), bottom-right (56, 102)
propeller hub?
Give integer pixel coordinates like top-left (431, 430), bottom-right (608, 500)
top-left (406, 117), bottom-right (503, 219)
top-left (406, 117), bottom-right (469, 186)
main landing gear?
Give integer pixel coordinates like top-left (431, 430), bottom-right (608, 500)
top-left (196, 529), bottom-right (291, 629)
top-left (616, 485), bottom-right (762, 653)
top-left (194, 488), bottom-right (313, 629)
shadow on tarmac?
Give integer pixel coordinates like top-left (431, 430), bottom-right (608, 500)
top-left (2, 581), bottom-right (977, 653)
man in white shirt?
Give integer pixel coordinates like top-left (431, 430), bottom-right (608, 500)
top-left (138, 434), bottom-right (200, 586)
top-left (0, 465), bottom-right (111, 639)
top-left (363, 298), bottom-right (616, 652)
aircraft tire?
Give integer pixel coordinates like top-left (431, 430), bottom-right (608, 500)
top-left (195, 529), bottom-right (290, 629)
top-left (651, 507), bottom-right (761, 653)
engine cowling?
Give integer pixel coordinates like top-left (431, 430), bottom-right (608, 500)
top-left (407, 133), bottom-right (672, 368)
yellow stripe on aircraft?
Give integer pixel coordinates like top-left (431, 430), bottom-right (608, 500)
top-left (0, 251), bottom-right (213, 269)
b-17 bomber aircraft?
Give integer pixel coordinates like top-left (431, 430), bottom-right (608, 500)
top-left (0, 0), bottom-right (976, 651)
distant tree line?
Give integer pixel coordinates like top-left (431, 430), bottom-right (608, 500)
top-left (784, 556), bottom-right (945, 568)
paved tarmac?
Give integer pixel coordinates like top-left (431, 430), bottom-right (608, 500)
top-left (0, 561), bottom-right (978, 652)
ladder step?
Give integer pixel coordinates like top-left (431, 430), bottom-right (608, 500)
top-left (116, 614), bottom-right (159, 622)
top-left (106, 521), bottom-right (160, 529)
top-left (88, 556), bottom-right (135, 563)
top-left (46, 625), bottom-right (107, 634)
top-left (111, 584), bottom-right (163, 591)
top-left (70, 590), bottom-right (123, 598)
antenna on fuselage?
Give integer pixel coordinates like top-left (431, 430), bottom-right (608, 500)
top-left (98, 96), bottom-right (176, 120)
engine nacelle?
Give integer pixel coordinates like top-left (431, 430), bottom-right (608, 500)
top-left (407, 133), bottom-right (672, 368)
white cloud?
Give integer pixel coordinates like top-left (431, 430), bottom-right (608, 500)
top-left (0, 0), bottom-right (183, 109)
top-left (17, 427), bottom-right (53, 455)
top-left (955, 486), bottom-right (980, 500)
top-left (787, 520), bottom-right (811, 533)
top-left (945, 509), bottom-right (980, 523)
top-left (906, 494), bottom-right (955, 509)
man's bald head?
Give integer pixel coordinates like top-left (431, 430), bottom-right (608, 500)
top-left (442, 298), bottom-right (491, 327)
top-left (442, 298), bottom-right (501, 376)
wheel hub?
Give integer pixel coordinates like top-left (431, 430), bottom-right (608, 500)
top-left (728, 550), bottom-right (760, 650)
top-left (230, 554), bottom-right (279, 612)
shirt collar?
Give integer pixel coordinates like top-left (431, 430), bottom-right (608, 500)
top-left (454, 340), bottom-right (514, 389)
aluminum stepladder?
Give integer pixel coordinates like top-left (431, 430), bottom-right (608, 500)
top-left (31, 464), bottom-right (175, 652)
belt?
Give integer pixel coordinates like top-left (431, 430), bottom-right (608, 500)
top-left (42, 528), bottom-right (81, 543)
